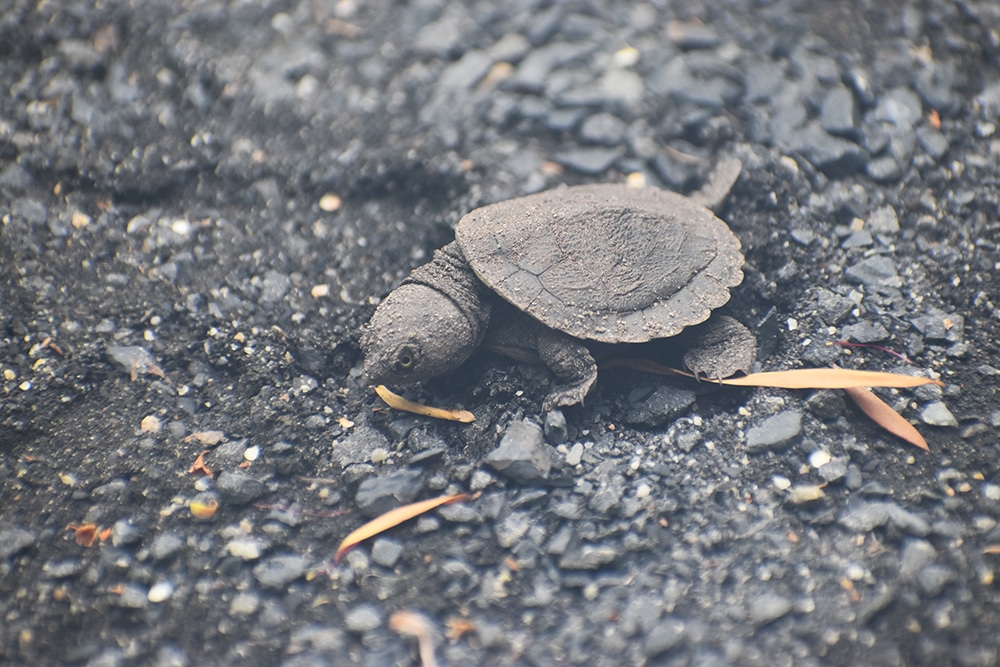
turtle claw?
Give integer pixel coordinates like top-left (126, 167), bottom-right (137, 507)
top-left (542, 382), bottom-right (592, 412)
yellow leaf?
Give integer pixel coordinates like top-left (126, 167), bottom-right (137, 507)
top-left (375, 385), bottom-right (475, 423)
top-left (718, 368), bottom-right (942, 389)
top-left (389, 611), bottom-right (438, 667)
top-left (335, 492), bottom-right (474, 563)
top-left (843, 386), bottom-right (929, 451)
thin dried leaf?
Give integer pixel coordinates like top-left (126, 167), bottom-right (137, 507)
top-left (375, 385), bottom-right (475, 423)
top-left (188, 449), bottom-right (213, 476)
top-left (335, 492), bottom-right (474, 563)
top-left (389, 610), bottom-right (438, 667)
top-left (718, 368), bottom-right (943, 389)
top-left (983, 545), bottom-right (1000, 555)
top-left (844, 385), bottom-right (929, 451)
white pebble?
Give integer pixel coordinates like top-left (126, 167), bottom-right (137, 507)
top-left (147, 581), bottom-right (174, 603)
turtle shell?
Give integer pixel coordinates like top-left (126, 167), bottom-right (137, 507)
top-left (454, 183), bottom-right (743, 344)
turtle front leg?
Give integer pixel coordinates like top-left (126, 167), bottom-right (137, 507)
top-left (485, 310), bottom-right (598, 410)
top-left (536, 328), bottom-right (598, 411)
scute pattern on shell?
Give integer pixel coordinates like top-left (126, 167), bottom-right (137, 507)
top-left (455, 184), bottom-right (743, 343)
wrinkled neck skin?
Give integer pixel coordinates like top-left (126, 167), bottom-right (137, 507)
top-left (362, 240), bottom-right (495, 388)
top-left (403, 241), bottom-right (492, 344)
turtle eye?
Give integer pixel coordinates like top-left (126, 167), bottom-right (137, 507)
top-left (395, 345), bottom-right (417, 371)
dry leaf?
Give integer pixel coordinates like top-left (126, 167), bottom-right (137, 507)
top-left (843, 386), bottom-right (929, 451)
top-left (983, 545), bottom-right (1000, 555)
top-left (66, 523), bottom-right (98, 547)
top-left (444, 617), bottom-right (477, 642)
top-left (188, 450), bottom-right (213, 476)
top-left (389, 610), bottom-right (438, 667)
top-left (718, 368), bottom-right (942, 389)
top-left (375, 385), bottom-right (475, 423)
top-left (183, 431), bottom-right (225, 446)
top-left (335, 492), bottom-right (474, 563)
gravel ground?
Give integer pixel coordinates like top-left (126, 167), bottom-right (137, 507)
top-left (2, 1), bottom-right (1000, 666)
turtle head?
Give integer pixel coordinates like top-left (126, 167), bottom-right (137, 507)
top-left (361, 283), bottom-right (483, 387)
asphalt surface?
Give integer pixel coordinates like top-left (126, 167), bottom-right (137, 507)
top-left (2, 1), bottom-right (1000, 666)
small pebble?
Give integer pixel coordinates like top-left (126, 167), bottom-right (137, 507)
top-left (344, 604), bottom-right (383, 633)
top-left (147, 581), bottom-right (174, 603)
top-left (920, 401), bottom-right (958, 427)
top-left (141, 415), bottom-right (161, 433)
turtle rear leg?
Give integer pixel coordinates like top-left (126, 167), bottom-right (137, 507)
top-left (683, 315), bottom-right (756, 381)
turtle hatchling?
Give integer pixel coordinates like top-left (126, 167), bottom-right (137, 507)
top-left (362, 158), bottom-right (755, 411)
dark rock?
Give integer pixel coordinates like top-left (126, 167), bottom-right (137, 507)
top-left (12, 199), bottom-right (48, 226)
top-left (110, 519), bottom-right (143, 547)
top-left (553, 147), bottom-right (623, 174)
top-left (816, 456), bottom-right (849, 483)
top-left (623, 385), bottom-right (696, 428)
top-left (149, 532), bottom-right (185, 561)
top-left (842, 321), bottom-right (888, 343)
top-left (578, 112), bottom-right (628, 146)
top-left (558, 542), bottom-right (620, 569)
top-left (806, 390), bottom-right (847, 421)
top-left (868, 155), bottom-right (904, 182)
top-left (844, 255), bottom-right (902, 288)
top-left (838, 501), bottom-right (930, 536)
top-left (485, 420), bottom-right (552, 484)
top-left (899, 539), bottom-right (937, 580)
top-left (508, 42), bottom-right (592, 93)
top-left (0, 527), bottom-right (36, 558)
top-left (873, 88), bottom-right (923, 127)
top-left (644, 617), bottom-right (686, 658)
top-left (370, 538), bottom-right (404, 568)
top-left (821, 86), bottom-right (858, 138)
top-left (354, 469), bottom-right (424, 517)
top-left (919, 401), bottom-right (958, 427)
top-left (252, 553), bottom-right (307, 589)
top-left (344, 604), bottom-right (383, 633)
top-left (748, 593), bottom-right (793, 625)
top-left (910, 311), bottom-right (963, 342)
top-left (793, 121), bottom-right (869, 178)
top-left (331, 425), bottom-right (389, 468)
top-left (259, 270), bottom-right (291, 305)
top-left (543, 409), bottom-right (568, 444)
top-left (868, 205), bottom-right (900, 235)
top-left (814, 289), bottom-right (856, 324)
top-left (215, 470), bottom-right (267, 504)
top-left (0, 163), bottom-right (34, 190)
top-left (745, 411), bottom-right (803, 452)
top-left (668, 21), bottom-right (721, 50)
top-left (916, 126), bottom-right (949, 160)
top-left (106, 345), bottom-right (161, 377)
top-left (918, 564), bottom-right (956, 595)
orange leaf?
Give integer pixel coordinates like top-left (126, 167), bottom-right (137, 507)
top-left (375, 385), bottom-right (475, 423)
top-left (66, 523), bottom-right (98, 547)
top-left (188, 449), bottom-right (213, 476)
top-left (844, 386), bottom-right (929, 451)
top-left (389, 610), bottom-right (438, 667)
top-left (445, 617), bottom-right (477, 642)
top-left (334, 492), bottom-right (474, 563)
top-left (718, 368), bottom-right (942, 389)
